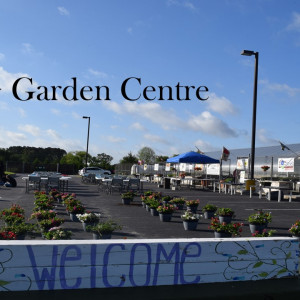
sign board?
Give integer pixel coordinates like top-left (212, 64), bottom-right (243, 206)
top-left (239, 171), bottom-right (245, 183)
top-left (237, 158), bottom-right (248, 170)
top-left (143, 164), bottom-right (148, 171)
top-left (179, 163), bottom-right (186, 171)
top-left (165, 163), bottom-right (171, 171)
top-left (278, 158), bottom-right (294, 173)
top-left (206, 164), bottom-right (220, 175)
top-left (154, 164), bottom-right (159, 171)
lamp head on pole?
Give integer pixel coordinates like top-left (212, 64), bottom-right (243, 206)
top-left (241, 50), bottom-right (256, 56)
top-left (82, 116), bottom-right (89, 119)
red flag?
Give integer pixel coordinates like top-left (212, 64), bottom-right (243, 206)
top-left (221, 147), bottom-right (230, 161)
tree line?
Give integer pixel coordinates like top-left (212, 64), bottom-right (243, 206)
top-left (0, 146), bottom-right (173, 173)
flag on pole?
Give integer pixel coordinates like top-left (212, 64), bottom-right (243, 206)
top-left (279, 141), bottom-right (291, 151)
top-left (221, 147), bottom-right (230, 161)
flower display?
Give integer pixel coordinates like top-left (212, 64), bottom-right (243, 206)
top-left (252, 229), bottom-right (276, 237)
top-left (216, 207), bottom-right (235, 217)
top-left (185, 199), bottom-right (200, 207)
top-left (247, 210), bottom-right (272, 225)
top-left (157, 204), bottom-right (177, 214)
top-left (181, 211), bottom-right (200, 221)
top-left (210, 217), bottom-right (243, 236)
top-left (38, 217), bottom-right (65, 231)
top-left (43, 227), bottom-right (72, 240)
top-left (0, 230), bottom-right (17, 240)
top-left (261, 165), bottom-right (270, 172)
top-left (202, 204), bottom-right (217, 212)
top-left (30, 210), bottom-right (57, 221)
top-left (170, 197), bottom-right (186, 205)
top-left (76, 212), bottom-right (101, 223)
top-left (289, 220), bottom-right (300, 237)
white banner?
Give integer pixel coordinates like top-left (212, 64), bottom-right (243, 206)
top-left (179, 163), bottom-right (186, 171)
top-left (165, 163), bottom-right (171, 171)
top-left (278, 158), bottom-right (294, 173)
top-left (154, 164), bottom-right (159, 171)
top-left (206, 163), bottom-right (220, 175)
top-left (237, 158), bottom-right (248, 170)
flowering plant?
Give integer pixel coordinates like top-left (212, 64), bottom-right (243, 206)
top-left (0, 230), bottom-right (16, 240)
top-left (210, 217), bottom-right (243, 236)
top-left (67, 204), bottom-right (85, 214)
top-left (252, 229), bottom-right (276, 237)
top-left (247, 210), bottom-right (272, 225)
top-left (86, 220), bottom-right (122, 236)
top-left (194, 167), bottom-right (202, 171)
top-left (185, 199), bottom-right (200, 207)
top-left (76, 212), bottom-right (101, 223)
top-left (30, 210), bottom-right (57, 221)
top-left (157, 204), bottom-right (177, 214)
top-left (181, 211), bottom-right (200, 221)
top-left (43, 227), bottom-right (72, 240)
top-left (202, 204), bottom-right (217, 212)
top-left (261, 165), bottom-right (270, 172)
top-left (121, 191), bottom-right (135, 199)
top-left (0, 212), bottom-right (25, 225)
top-left (216, 207), bottom-right (235, 217)
top-left (162, 195), bottom-right (172, 202)
top-left (147, 199), bottom-right (161, 209)
top-left (38, 217), bottom-right (64, 231)
top-left (1, 204), bottom-right (25, 216)
top-left (4, 223), bottom-right (36, 237)
top-left (289, 220), bottom-right (300, 237)
top-left (170, 197), bottom-right (186, 205)
top-left (180, 172), bottom-right (186, 178)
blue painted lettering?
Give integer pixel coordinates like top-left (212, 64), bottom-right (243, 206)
top-left (90, 244), bottom-right (97, 288)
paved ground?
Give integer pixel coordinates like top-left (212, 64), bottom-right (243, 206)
top-left (0, 174), bottom-right (300, 240)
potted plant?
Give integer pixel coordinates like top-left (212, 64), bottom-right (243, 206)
top-left (157, 204), bottom-right (177, 222)
top-left (161, 195), bottom-right (172, 205)
top-left (87, 220), bottom-right (122, 239)
top-left (43, 227), bottom-right (72, 240)
top-left (66, 202), bottom-right (85, 221)
top-left (202, 204), bottom-right (218, 219)
top-left (147, 199), bottom-right (161, 216)
top-left (181, 211), bottom-right (201, 231)
top-left (4, 223), bottom-right (37, 239)
top-left (261, 165), bottom-right (270, 172)
top-left (38, 217), bottom-right (65, 232)
top-left (121, 191), bottom-right (134, 205)
top-left (252, 229), bottom-right (276, 237)
top-left (76, 212), bottom-right (101, 231)
top-left (215, 207), bottom-right (235, 223)
top-left (30, 210), bottom-right (57, 221)
top-left (0, 229), bottom-right (17, 240)
top-left (0, 212), bottom-right (25, 226)
top-left (289, 220), bottom-right (300, 237)
top-left (247, 210), bottom-right (272, 234)
top-left (210, 217), bottom-right (243, 238)
top-left (185, 200), bottom-right (200, 213)
top-left (170, 197), bottom-right (185, 210)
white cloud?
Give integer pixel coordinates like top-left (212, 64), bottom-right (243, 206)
top-left (105, 101), bottom-right (185, 130)
top-left (58, 6), bottom-right (70, 16)
top-left (187, 111), bottom-right (237, 137)
top-left (127, 27), bottom-right (133, 34)
top-left (206, 93), bottom-right (238, 116)
top-left (88, 68), bottom-right (108, 78)
top-left (0, 66), bottom-right (38, 93)
top-left (257, 128), bottom-right (277, 145)
top-left (22, 43), bottom-right (34, 54)
top-left (130, 122), bottom-right (146, 131)
top-left (0, 53), bottom-right (5, 60)
top-left (167, 0), bottom-right (196, 11)
top-left (51, 108), bottom-right (61, 116)
top-left (286, 12), bottom-right (300, 32)
top-left (194, 139), bottom-right (218, 152)
top-left (46, 129), bottom-right (61, 139)
top-left (71, 111), bottom-right (82, 119)
top-left (144, 134), bottom-right (170, 145)
top-left (107, 135), bottom-right (126, 143)
top-left (18, 124), bottom-right (41, 137)
top-left (18, 108), bottom-right (26, 117)
top-left (260, 79), bottom-right (300, 97)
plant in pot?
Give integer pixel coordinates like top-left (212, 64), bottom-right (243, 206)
top-left (215, 207), bottom-right (235, 223)
top-left (121, 191), bottom-right (134, 205)
top-left (38, 217), bottom-right (65, 233)
top-left (185, 200), bottom-right (200, 213)
top-left (288, 220), bottom-right (300, 238)
top-left (161, 195), bottom-right (172, 205)
top-left (247, 210), bottom-right (272, 234)
top-left (76, 212), bottom-right (101, 231)
top-left (0, 229), bottom-right (17, 240)
top-left (66, 202), bottom-right (85, 221)
top-left (202, 204), bottom-right (218, 219)
top-left (87, 220), bottom-right (122, 239)
top-left (3, 223), bottom-right (37, 240)
top-left (170, 197), bottom-right (185, 209)
top-left (30, 210), bottom-right (57, 222)
top-left (210, 217), bottom-right (243, 238)
top-left (43, 227), bottom-right (72, 240)
top-left (181, 211), bottom-right (201, 231)
top-left (0, 212), bottom-right (25, 226)
top-left (252, 229), bottom-right (276, 237)
top-left (157, 204), bottom-right (177, 222)
top-left (147, 199), bottom-right (161, 216)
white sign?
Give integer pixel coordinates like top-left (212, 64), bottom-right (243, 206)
top-left (165, 163), bottom-right (171, 171)
top-left (237, 158), bottom-right (248, 170)
top-left (206, 164), bottom-right (220, 175)
top-left (179, 163), bottom-right (186, 171)
top-left (278, 158), bottom-right (294, 173)
top-left (154, 164), bottom-right (159, 171)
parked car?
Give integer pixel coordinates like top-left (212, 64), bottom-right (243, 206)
top-left (78, 167), bottom-right (111, 176)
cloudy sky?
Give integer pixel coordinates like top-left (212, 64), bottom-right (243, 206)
top-left (0, 0), bottom-right (299, 163)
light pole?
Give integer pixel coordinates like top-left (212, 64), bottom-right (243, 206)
top-left (82, 116), bottom-right (90, 168)
top-left (241, 50), bottom-right (259, 180)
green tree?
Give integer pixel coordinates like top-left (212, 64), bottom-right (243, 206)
top-left (119, 152), bottom-right (138, 164)
top-left (137, 147), bottom-right (156, 164)
top-left (90, 153), bottom-right (113, 170)
top-left (155, 155), bottom-right (169, 163)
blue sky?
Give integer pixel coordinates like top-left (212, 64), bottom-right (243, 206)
top-left (0, 0), bottom-right (300, 163)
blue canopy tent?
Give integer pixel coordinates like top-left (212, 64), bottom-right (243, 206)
top-left (166, 151), bottom-right (220, 164)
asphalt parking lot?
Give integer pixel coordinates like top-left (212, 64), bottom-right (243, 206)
top-left (0, 174), bottom-right (300, 240)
